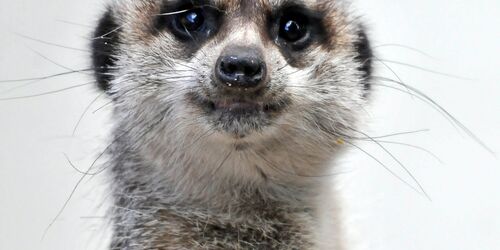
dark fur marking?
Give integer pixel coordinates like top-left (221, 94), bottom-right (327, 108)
top-left (353, 27), bottom-right (373, 91)
top-left (91, 9), bottom-right (120, 91)
top-left (267, 2), bottom-right (328, 68)
top-left (153, 0), bottom-right (223, 56)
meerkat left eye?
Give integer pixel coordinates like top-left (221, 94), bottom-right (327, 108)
top-left (279, 16), bottom-right (308, 42)
top-left (156, 5), bottom-right (221, 42)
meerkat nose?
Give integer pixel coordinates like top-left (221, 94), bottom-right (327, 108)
top-left (215, 46), bottom-right (267, 90)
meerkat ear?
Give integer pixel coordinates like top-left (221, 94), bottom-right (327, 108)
top-left (91, 8), bottom-right (120, 91)
top-left (353, 25), bottom-right (373, 91)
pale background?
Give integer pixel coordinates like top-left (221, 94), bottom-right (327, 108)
top-left (0, 1), bottom-right (499, 250)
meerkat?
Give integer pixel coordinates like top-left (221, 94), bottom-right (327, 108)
top-left (90, 0), bottom-right (372, 249)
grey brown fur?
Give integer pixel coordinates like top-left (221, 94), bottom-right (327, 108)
top-left (92, 0), bottom-right (372, 249)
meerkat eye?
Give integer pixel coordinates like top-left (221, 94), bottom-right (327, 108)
top-left (279, 16), bottom-right (308, 42)
top-left (271, 8), bottom-right (319, 51)
top-left (177, 9), bottom-right (205, 32)
top-left (157, 5), bottom-right (221, 42)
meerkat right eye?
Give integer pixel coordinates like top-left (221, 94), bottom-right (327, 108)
top-left (176, 8), bottom-right (205, 33)
top-left (269, 6), bottom-right (326, 52)
top-left (156, 4), bottom-right (222, 42)
top-left (278, 14), bottom-right (309, 43)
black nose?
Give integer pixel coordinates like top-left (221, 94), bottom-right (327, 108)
top-left (215, 47), bottom-right (266, 89)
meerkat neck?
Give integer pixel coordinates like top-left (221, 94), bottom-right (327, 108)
top-left (110, 139), bottom-right (324, 206)
top-left (109, 145), bottom-right (329, 249)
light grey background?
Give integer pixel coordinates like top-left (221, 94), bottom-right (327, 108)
top-left (0, 1), bottom-right (499, 250)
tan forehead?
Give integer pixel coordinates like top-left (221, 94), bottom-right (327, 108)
top-left (212, 0), bottom-right (316, 5)
top-left (214, 0), bottom-right (320, 7)
top-left (193, 0), bottom-right (319, 9)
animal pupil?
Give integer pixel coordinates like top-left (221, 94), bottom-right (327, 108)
top-left (179, 9), bottom-right (204, 31)
top-left (280, 18), bottom-right (307, 42)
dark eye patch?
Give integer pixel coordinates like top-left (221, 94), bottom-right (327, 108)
top-left (269, 4), bottom-right (327, 52)
top-left (154, 0), bottom-right (222, 43)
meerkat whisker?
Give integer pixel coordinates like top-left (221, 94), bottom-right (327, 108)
top-left (365, 140), bottom-right (443, 164)
top-left (373, 43), bottom-right (438, 59)
top-left (374, 76), bottom-right (494, 155)
top-left (56, 19), bottom-right (94, 28)
top-left (0, 81), bottom-right (94, 101)
top-left (13, 31), bottom-right (90, 53)
top-left (72, 93), bottom-right (106, 136)
top-left (377, 59), bottom-right (474, 80)
top-left (0, 68), bottom-right (94, 84)
top-left (344, 140), bottom-right (429, 197)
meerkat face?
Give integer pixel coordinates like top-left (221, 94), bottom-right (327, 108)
top-left (92, 0), bottom-right (372, 169)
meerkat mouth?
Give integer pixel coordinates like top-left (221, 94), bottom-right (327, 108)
top-left (208, 98), bottom-right (284, 115)
top-left (213, 99), bottom-right (263, 112)
top-left (211, 99), bottom-right (283, 114)
top-left (188, 94), bottom-right (287, 136)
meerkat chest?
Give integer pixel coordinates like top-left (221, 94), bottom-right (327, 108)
top-left (115, 206), bottom-right (317, 250)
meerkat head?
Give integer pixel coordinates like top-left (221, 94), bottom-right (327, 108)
top-left (91, 0), bottom-right (372, 184)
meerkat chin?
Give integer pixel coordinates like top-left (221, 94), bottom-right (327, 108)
top-left (91, 0), bottom-right (372, 249)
